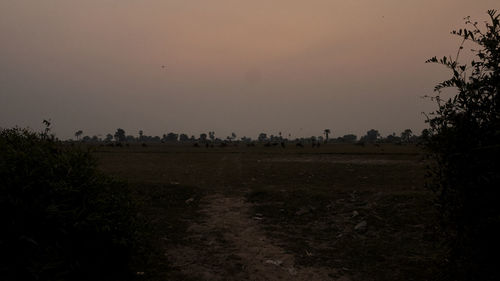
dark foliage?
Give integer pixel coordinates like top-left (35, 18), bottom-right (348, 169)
top-left (425, 10), bottom-right (500, 280)
top-left (0, 127), bottom-right (136, 281)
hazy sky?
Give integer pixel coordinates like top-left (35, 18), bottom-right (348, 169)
top-left (1, 0), bottom-right (498, 139)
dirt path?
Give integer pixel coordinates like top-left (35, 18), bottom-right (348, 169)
top-left (166, 193), bottom-right (346, 281)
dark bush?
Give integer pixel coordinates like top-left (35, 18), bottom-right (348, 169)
top-left (0, 127), bottom-right (136, 281)
top-left (425, 10), bottom-right (500, 280)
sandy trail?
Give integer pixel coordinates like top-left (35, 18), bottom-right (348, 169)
top-left (165, 154), bottom-right (348, 280)
top-left (166, 194), bottom-right (345, 280)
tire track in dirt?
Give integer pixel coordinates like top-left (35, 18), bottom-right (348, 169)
top-left (166, 193), bottom-right (344, 280)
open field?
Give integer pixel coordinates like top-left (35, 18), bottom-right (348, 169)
top-left (95, 144), bottom-right (442, 281)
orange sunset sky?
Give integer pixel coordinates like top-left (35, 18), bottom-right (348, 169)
top-left (1, 0), bottom-right (498, 139)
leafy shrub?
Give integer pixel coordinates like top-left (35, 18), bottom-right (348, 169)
top-left (425, 10), bottom-right (500, 280)
top-left (0, 127), bottom-right (136, 281)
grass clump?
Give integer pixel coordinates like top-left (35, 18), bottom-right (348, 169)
top-left (0, 127), bottom-right (136, 281)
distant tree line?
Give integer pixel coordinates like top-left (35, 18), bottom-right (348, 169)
top-left (71, 128), bottom-right (427, 145)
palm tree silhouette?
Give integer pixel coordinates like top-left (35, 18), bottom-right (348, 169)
top-left (323, 129), bottom-right (331, 143)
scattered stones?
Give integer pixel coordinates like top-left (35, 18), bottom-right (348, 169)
top-left (264, 259), bottom-right (283, 266)
top-left (295, 207), bottom-right (309, 216)
top-left (351, 210), bottom-right (359, 218)
top-left (354, 220), bottom-right (367, 231)
top-left (253, 213), bottom-right (264, 220)
top-left (287, 266), bottom-right (298, 276)
top-left (350, 191), bottom-right (358, 202)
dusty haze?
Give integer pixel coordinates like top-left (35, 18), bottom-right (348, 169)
top-left (1, 0), bottom-right (498, 139)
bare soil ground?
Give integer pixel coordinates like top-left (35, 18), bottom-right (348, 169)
top-left (168, 194), bottom-right (337, 280)
top-left (95, 144), bottom-right (442, 281)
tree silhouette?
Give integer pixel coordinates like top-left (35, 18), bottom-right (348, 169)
top-left (179, 134), bottom-right (189, 142)
top-left (162, 132), bottom-right (178, 142)
top-left (199, 133), bottom-right (207, 143)
top-left (400, 129), bottom-right (413, 143)
top-left (425, 10), bottom-right (500, 280)
top-left (258, 133), bottom-right (267, 142)
top-left (105, 134), bottom-right (113, 142)
top-left (0, 127), bottom-right (136, 280)
top-left (114, 128), bottom-right (126, 142)
top-left (361, 129), bottom-right (379, 143)
top-left (323, 129), bottom-right (331, 143)
top-left (74, 130), bottom-right (83, 141)
top-left (342, 134), bottom-right (357, 143)
top-left (104, 134), bottom-right (113, 142)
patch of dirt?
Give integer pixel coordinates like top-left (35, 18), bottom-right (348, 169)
top-left (262, 155), bottom-right (420, 165)
top-left (166, 194), bottom-right (344, 281)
